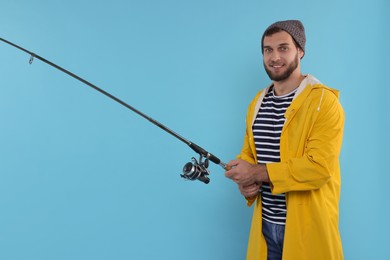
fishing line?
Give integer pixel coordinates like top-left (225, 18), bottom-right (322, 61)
top-left (0, 37), bottom-right (230, 184)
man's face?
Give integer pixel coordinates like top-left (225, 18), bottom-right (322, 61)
top-left (262, 31), bottom-right (303, 82)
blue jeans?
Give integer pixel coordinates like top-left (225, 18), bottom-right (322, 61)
top-left (262, 219), bottom-right (285, 260)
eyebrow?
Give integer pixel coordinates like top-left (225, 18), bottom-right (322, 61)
top-left (263, 43), bottom-right (291, 49)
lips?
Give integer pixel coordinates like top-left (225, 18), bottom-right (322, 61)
top-left (270, 63), bottom-right (284, 68)
top-left (270, 64), bottom-right (284, 71)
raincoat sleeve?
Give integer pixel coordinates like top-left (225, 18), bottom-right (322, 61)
top-left (267, 89), bottom-right (345, 194)
top-left (237, 92), bottom-right (259, 164)
top-left (237, 130), bottom-right (258, 206)
top-left (237, 92), bottom-right (262, 206)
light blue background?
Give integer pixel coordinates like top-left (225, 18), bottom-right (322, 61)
top-left (0, 0), bottom-right (388, 259)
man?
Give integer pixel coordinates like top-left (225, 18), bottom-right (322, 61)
top-left (225, 20), bottom-right (344, 260)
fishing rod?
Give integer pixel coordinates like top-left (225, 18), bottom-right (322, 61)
top-left (0, 37), bottom-right (230, 184)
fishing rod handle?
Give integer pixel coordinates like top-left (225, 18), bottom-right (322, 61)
top-left (219, 162), bottom-right (231, 171)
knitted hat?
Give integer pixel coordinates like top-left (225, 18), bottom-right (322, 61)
top-left (261, 20), bottom-right (306, 55)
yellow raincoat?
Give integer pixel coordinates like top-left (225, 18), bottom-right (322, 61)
top-left (238, 75), bottom-right (344, 260)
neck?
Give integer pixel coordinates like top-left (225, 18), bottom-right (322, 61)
top-left (273, 70), bottom-right (305, 96)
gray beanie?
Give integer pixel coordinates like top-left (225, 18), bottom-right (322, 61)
top-left (261, 20), bottom-right (306, 55)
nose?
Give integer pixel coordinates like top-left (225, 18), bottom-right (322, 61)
top-left (269, 51), bottom-right (281, 62)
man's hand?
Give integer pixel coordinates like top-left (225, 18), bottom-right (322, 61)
top-left (224, 159), bottom-right (269, 186)
top-left (238, 182), bottom-right (261, 198)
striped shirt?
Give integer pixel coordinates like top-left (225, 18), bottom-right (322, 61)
top-left (252, 86), bottom-right (296, 225)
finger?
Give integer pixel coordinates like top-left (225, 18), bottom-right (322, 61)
top-left (245, 185), bottom-right (260, 195)
top-left (243, 186), bottom-right (259, 195)
top-left (226, 173), bottom-right (240, 183)
top-left (224, 171), bottom-right (236, 181)
top-left (241, 188), bottom-right (259, 198)
top-left (227, 159), bottom-right (240, 168)
top-left (224, 166), bottom-right (238, 179)
top-left (241, 183), bottom-right (260, 192)
top-left (239, 178), bottom-right (253, 186)
top-left (224, 169), bottom-right (233, 178)
top-left (243, 183), bottom-right (258, 189)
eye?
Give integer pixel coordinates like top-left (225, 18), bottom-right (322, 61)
top-left (264, 48), bottom-right (272, 54)
top-left (279, 46), bottom-right (289, 52)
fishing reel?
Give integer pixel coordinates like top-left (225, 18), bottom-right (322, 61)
top-left (181, 155), bottom-right (211, 184)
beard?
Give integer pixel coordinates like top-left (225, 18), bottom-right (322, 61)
top-left (264, 52), bottom-right (299, 82)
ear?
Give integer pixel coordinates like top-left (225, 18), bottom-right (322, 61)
top-left (298, 48), bottom-right (304, 59)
